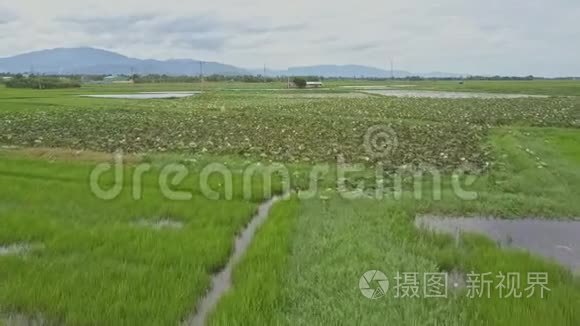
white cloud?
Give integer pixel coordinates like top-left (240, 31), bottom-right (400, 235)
top-left (1, 0), bottom-right (579, 76)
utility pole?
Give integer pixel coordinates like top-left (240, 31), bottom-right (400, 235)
top-left (390, 58), bottom-right (394, 80)
top-left (199, 61), bottom-right (204, 82)
top-left (263, 64), bottom-right (266, 82)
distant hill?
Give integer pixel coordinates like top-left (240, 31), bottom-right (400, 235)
top-left (0, 47), bottom-right (463, 78)
top-left (0, 47), bottom-right (134, 73)
top-left (252, 65), bottom-right (414, 78)
top-left (0, 47), bottom-right (246, 76)
top-left (254, 65), bottom-right (464, 78)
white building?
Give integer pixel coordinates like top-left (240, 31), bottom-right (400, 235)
top-left (306, 81), bottom-right (323, 88)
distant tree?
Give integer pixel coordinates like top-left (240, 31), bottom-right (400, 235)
top-left (293, 77), bottom-right (307, 88)
top-left (6, 76), bottom-right (80, 89)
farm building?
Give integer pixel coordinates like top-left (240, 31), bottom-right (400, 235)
top-left (306, 81), bottom-right (323, 88)
top-left (103, 75), bottom-right (133, 84)
top-left (288, 80), bottom-right (324, 88)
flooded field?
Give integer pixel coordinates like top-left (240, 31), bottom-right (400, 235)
top-left (0, 243), bottom-right (43, 257)
top-left (416, 216), bottom-right (580, 272)
top-left (1, 79), bottom-right (579, 325)
top-left (80, 91), bottom-right (199, 99)
top-left (186, 196), bottom-right (281, 326)
top-left (366, 89), bottom-right (547, 99)
top-left (340, 85), bottom-right (415, 88)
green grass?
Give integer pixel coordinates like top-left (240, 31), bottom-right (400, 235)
top-left (0, 153), bottom-right (270, 324)
top-left (210, 196), bottom-right (580, 325)
top-left (1, 81), bottom-right (579, 324)
top-left (325, 79), bottom-right (580, 96)
top-left (484, 127), bottom-right (580, 216)
top-left (209, 197), bottom-right (300, 325)
top-left (392, 127), bottom-right (580, 218)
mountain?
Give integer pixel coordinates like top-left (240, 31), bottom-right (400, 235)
top-left (0, 47), bottom-right (246, 76)
top-left (286, 65), bottom-right (412, 78)
top-left (254, 65), bottom-right (464, 78)
top-left (420, 71), bottom-right (465, 78)
top-left (0, 47), bottom-right (135, 74)
top-left (0, 47), bottom-right (463, 78)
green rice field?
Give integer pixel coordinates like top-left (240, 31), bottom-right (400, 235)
top-left (0, 80), bottom-right (579, 325)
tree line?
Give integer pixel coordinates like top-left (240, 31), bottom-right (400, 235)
top-left (3, 74), bottom-right (81, 89)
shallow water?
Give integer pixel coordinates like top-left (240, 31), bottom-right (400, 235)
top-left (0, 243), bottom-right (39, 256)
top-left (133, 219), bottom-right (184, 230)
top-left (366, 89), bottom-right (547, 99)
top-left (1, 313), bottom-right (46, 326)
top-left (184, 196), bottom-right (281, 326)
top-left (415, 216), bottom-right (580, 272)
top-left (80, 92), bottom-right (199, 99)
top-left (339, 85), bottom-right (388, 89)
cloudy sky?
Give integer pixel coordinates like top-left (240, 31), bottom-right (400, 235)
top-left (1, 0), bottom-right (579, 76)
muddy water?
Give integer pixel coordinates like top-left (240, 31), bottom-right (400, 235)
top-left (366, 89), bottom-right (547, 99)
top-left (1, 313), bottom-right (46, 326)
top-left (416, 216), bottom-right (580, 272)
top-left (184, 196), bottom-right (281, 326)
top-left (133, 219), bottom-right (184, 230)
top-left (0, 243), bottom-right (42, 256)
